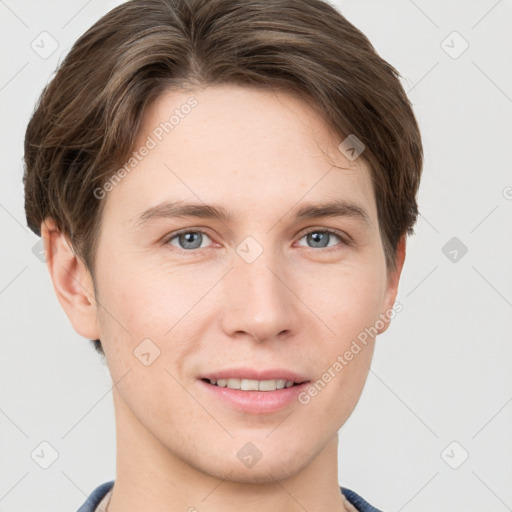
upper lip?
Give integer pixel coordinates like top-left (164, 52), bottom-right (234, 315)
top-left (199, 367), bottom-right (309, 383)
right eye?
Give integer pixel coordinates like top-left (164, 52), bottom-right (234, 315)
top-left (163, 230), bottom-right (215, 251)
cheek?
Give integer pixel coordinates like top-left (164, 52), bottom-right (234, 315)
top-left (298, 265), bottom-right (384, 408)
top-left (95, 255), bottom-right (211, 377)
top-left (307, 263), bottom-right (386, 340)
top-left (97, 246), bottom-right (386, 354)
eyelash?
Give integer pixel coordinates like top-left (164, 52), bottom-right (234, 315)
top-left (162, 227), bottom-right (350, 254)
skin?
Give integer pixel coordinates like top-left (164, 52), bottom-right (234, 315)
top-left (42, 84), bottom-right (405, 512)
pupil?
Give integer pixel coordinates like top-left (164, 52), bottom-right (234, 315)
top-left (309, 232), bottom-right (327, 248)
top-left (181, 232), bottom-right (201, 249)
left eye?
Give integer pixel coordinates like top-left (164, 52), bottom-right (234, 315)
top-left (165, 229), bottom-right (345, 251)
top-left (296, 229), bottom-right (344, 250)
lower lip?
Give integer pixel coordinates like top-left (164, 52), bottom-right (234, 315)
top-left (198, 379), bottom-right (310, 414)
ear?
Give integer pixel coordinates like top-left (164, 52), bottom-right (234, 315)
top-left (377, 235), bottom-right (406, 335)
top-left (40, 218), bottom-right (101, 340)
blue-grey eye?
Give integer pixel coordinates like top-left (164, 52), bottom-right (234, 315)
top-left (169, 231), bottom-right (210, 250)
top-left (308, 231), bottom-right (329, 248)
top-left (299, 230), bottom-right (342, 249)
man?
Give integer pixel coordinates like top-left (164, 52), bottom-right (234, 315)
top-left (23, 1), bottom-right (423, 511)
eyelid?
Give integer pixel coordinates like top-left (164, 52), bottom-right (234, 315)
top-left (162, 226), bottom-right (351, 252)
top-left (294, 227), bottom-right (350, 253)
top-left (295, 226), bottom-right (350, 244)
top-left (162, 227), bottom-right (216, 249)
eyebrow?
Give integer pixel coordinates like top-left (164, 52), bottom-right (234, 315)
top-left (132, 198), bottom-right (370, 228)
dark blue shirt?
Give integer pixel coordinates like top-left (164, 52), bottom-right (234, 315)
top-left (76, 480), bottom-right (383, 511)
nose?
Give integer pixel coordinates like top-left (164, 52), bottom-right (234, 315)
top-left (219, 248), bottom-right (301, 343)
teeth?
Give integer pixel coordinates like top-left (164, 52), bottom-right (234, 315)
top-left (241, 379), bottom-right (259, 391)
top-left (227, 378), bottom-right (241, 389)
top-left (208, 378), bottom-right (297, 391)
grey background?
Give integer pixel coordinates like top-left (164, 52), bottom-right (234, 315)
top-left (1, 1), bottom-right (511, 511)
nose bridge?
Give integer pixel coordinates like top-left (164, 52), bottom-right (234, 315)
top-left (221, 241), bottom-right (298, 341)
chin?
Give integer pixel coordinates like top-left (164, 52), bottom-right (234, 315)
top-left (187, 443), bottom-right (315, 485)
top-left (212, 459), bottom-right (305, 485)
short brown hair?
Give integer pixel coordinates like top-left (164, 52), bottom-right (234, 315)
top-left (24, 0), bottom-right (423, 355)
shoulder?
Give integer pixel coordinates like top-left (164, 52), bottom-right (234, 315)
top-left (340, 486), bottom-right (384, 512)
top-left (76, 481), bottom-right (115, 512)
top-left (76, 481), bottom-right (381, 512)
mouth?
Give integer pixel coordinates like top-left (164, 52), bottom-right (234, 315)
top-left (197, 368), bottom-right (311, 413)
top-left (200, 377), bottom-right (307, 391)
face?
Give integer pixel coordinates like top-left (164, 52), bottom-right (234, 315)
top-left (64, 85), bottom-right (403, 483)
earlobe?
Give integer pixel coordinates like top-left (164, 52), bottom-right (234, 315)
top-left (377, 235), bottom-right (407, 335)
top-left (40, 218), bottom-right (101, 340)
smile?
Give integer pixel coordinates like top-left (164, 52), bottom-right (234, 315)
top-left (202, 378), bottom-right (302, 391)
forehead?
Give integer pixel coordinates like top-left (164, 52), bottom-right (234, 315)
top-left (102, 85), bottom-right (377, 226)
